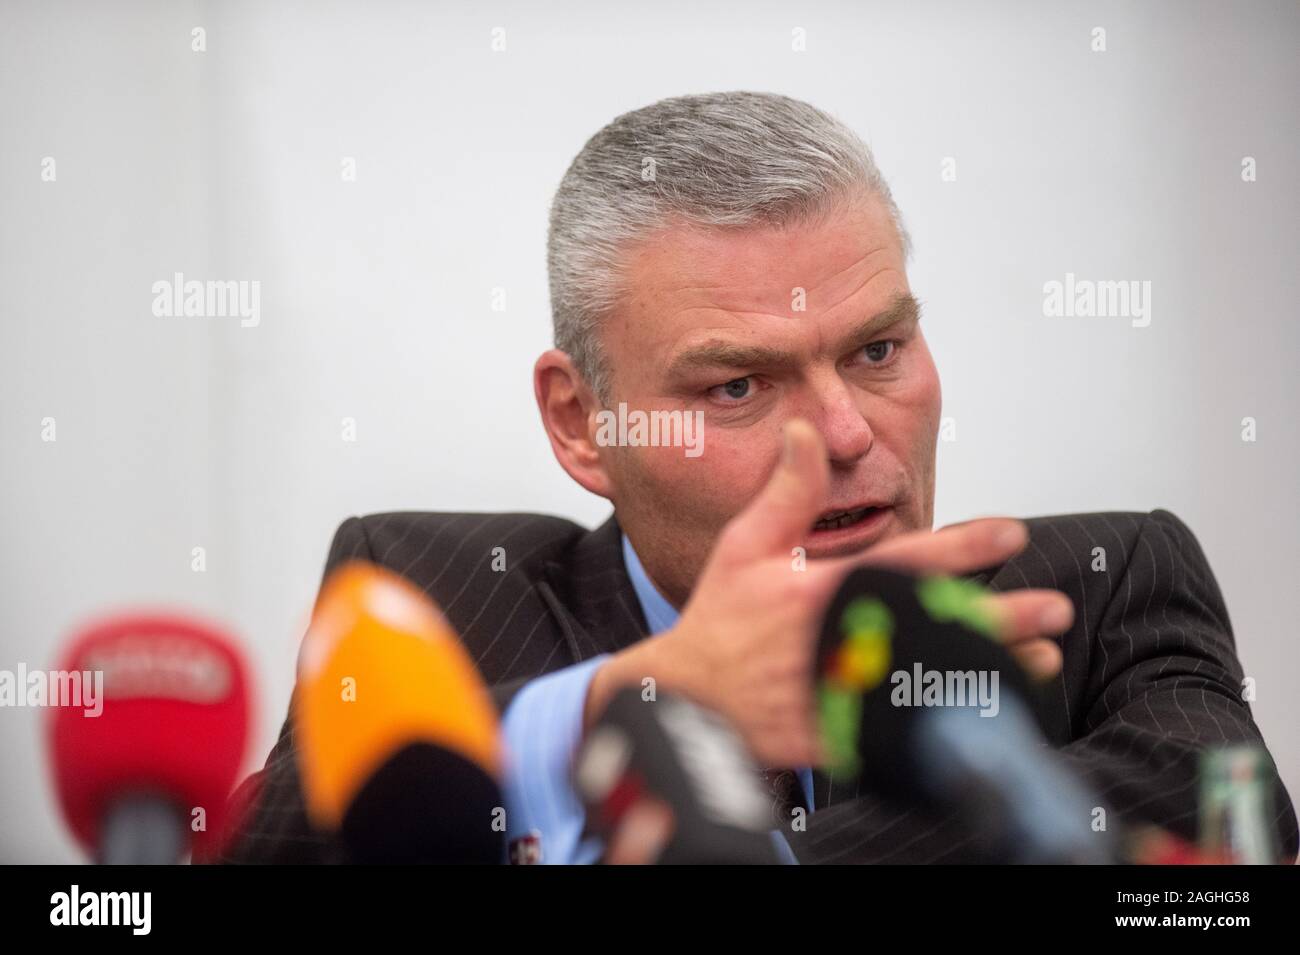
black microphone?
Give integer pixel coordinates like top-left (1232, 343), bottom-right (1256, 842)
top-left (575, 688), bottom-right (787, 864)
top-left (816, 567), bottom-right (1113, 864)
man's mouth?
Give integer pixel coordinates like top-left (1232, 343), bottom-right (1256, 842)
top-left (812, 505), bottom-right (884, 532)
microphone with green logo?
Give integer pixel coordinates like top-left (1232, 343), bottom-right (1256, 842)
top-left (816, 567), bottom-right (1112, 864)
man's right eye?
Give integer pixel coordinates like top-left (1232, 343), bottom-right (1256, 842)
top-left (709, 377), bottom-right (754, 402)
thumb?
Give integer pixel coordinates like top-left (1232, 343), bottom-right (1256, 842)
top-left (719, 418), bottom-right (829, 561)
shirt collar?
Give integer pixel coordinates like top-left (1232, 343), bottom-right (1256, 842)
top-left (621, 533), bottom-right (680, 635)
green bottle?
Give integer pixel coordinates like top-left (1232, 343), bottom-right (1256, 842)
top-left (1199, 745), bottom-right (1279, 865)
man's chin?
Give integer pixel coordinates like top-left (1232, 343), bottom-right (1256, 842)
top-left (801, 505), bottom-right (899, 559)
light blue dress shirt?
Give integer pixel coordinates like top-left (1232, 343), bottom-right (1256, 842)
top-left (498, 533), bottom-right (812, 863)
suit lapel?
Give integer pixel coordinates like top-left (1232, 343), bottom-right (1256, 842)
top-left (540, 513), bottom-right (649, 662)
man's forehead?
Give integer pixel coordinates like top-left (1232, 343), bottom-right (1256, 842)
top-left (619, 196), bottom-right (905, 318)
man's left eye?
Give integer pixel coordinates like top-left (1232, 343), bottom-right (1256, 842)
top-left (862, 340), bottom-right (896, 364)
top-left (707, 377), bottom-right (756, 402)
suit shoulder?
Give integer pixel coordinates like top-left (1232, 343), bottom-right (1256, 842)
top-left (347, 511), bottom-right (588, 575)
top-left (1021, 509), bottom-right (1206, 561)
top-left (1013, 509), bottom-right (1221, 610)
top-left (1021, 510), bottom-right (1146, 548)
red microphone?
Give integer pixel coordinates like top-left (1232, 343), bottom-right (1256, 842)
top-left (46, 612), bottom-right (252, 863)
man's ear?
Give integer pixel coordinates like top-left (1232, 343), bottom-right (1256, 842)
top-left (534, 349), bottom-right (612, 500)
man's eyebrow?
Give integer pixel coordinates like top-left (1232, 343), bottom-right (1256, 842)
top-left (664, 293), bottom-right (922, 379)
top-left (839, 293), bottom-right (921, 347)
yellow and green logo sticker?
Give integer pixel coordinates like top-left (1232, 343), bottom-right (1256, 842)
top-left (818, 597), bottom-right (892, 775)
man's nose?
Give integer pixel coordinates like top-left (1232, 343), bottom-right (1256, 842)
top-left (801, 376), bottom-right (874, 466)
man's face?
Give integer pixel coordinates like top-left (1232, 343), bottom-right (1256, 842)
top-left (595, 194), bottom-right (942, 606)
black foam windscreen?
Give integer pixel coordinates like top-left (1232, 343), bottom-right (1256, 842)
top-left (340, 742), bottom-right (504, 864)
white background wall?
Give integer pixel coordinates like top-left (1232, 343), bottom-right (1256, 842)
top-left (1, 0), bottom-right (1295, 862)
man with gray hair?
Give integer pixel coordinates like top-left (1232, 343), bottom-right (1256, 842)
top-left (223, 91), bottom-right (1295, 864)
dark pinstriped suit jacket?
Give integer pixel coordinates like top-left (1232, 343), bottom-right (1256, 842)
top-left (219, 509), bottom-right (1297, 864)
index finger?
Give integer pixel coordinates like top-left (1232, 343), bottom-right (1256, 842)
top-left (845, 517), bottom-right (1027, 577)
